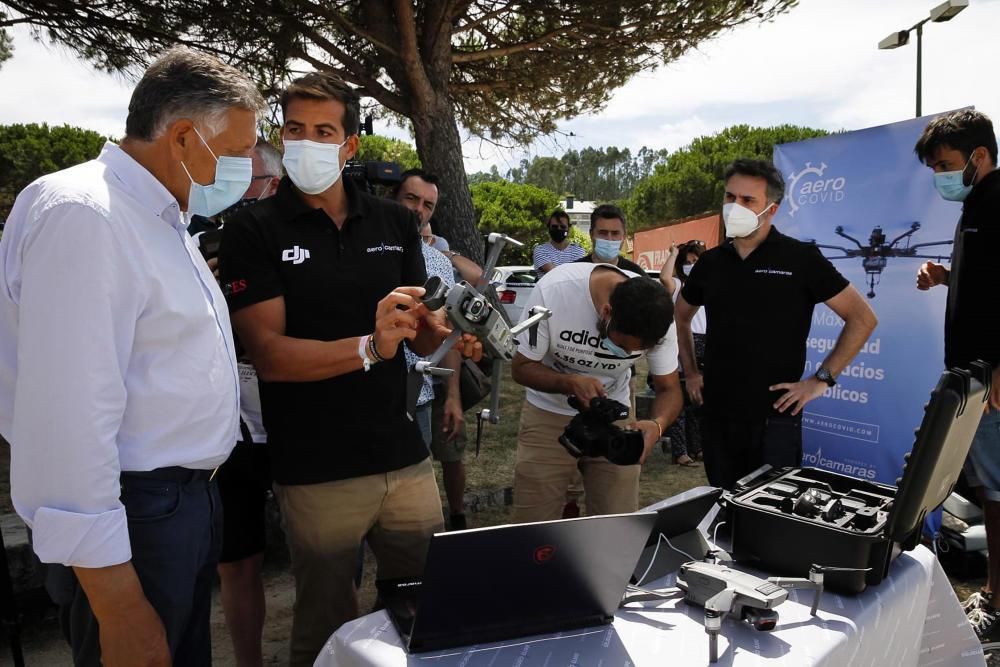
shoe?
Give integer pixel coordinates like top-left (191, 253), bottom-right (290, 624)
top-left (963, 590), bottom-right (994, 613)
top-left (448, 513), bottom-right (468, 531)
top-left (562, 501), bottom-right (581, 519)
top-left (968, 605), bottom-right (1000, 642)
top-left (673, 454), bottom-right (700, 468)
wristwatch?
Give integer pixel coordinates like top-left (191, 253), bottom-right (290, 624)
top-left (358, 335), bottom-right (373, 372)
top-left (815, 366), bottom-right (836, 387)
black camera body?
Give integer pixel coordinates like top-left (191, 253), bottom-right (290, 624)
top-left (558, 395), bottom-right (644, 466)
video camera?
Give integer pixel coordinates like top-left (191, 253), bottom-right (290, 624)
top-left (558, 395), bottom-right (644, 466)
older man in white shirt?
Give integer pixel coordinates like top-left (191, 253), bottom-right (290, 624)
top-left (0, 47), bottom-right (263, 666)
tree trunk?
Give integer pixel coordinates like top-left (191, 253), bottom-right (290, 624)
top-left (411, 96), bottom-right (484, 265)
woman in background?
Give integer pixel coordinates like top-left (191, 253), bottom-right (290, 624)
top-left (658, 241), bottom-right (706, 466)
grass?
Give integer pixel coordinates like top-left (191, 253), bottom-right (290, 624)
top-left (433, 359), bottom-right (709, 525)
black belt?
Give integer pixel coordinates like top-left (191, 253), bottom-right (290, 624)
top-left (121, 466), bottom-right (218, 483)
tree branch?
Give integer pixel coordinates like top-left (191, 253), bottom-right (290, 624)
top-left (452, 24), bottom-right (574, 63)
top-left (392, 0), bottom-right (435, 106)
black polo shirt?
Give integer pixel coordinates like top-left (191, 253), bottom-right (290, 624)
top-left (219, 177), bottom-right (428, 485)
top-left (945, 169), bottom-right (1000, 370)
top-left (681, 227), bottom-right (849, 421)
top-left (574, 254), bottom-right (645, 275)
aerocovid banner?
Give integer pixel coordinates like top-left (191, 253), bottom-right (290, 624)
top-left (772, 113), bottom-right (964, 487)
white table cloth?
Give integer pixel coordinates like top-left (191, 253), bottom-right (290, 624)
top-left (315, 545), bottom-right (985, 667)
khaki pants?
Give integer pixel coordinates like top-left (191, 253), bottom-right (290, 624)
top-left (513, 402), bottom-right (640, 523)
top-left (274, 459), bottom-right (444, 666)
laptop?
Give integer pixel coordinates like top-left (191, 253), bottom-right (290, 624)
top-left (632, 486), bottom-right (723, 583)
top-left (378, 512), bottom-right (657, 652)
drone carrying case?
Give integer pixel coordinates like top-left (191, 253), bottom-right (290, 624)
top-left (723, 362), bottom-right (991, 593)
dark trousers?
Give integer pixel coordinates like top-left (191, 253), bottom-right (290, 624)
top-left (701, 414), bottom-right (803, 490)
top-left (45, 470), bottom-right (223, 666)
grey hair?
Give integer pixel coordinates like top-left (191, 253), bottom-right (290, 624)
top-left (125, 46), bottom-right (266, 141)
top-left (254, 138), bottom-right (283, 176)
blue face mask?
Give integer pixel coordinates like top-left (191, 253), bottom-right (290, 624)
top-left (594, 238), bottom-right (622, 261)
top-left (598, 318), bottom-right (631, 358)
top-left (933, 154), bottom-right (975, 202)
top-left (181, 126), bottom-right (253, 217)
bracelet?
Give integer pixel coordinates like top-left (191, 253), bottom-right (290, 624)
top-left (367, 334), bottom-right (387, 363)
top-left (358, 335), bottom-right (372, 372)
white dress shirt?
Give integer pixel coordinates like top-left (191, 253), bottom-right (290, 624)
top-left (0, 142), bottom-right (240, 568)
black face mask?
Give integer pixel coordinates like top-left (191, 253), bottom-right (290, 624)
top-left (549, 226), bottom-right (569, 242)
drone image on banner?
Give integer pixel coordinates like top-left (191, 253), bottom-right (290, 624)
top-left (807, 223), bottom-right (952, 299)
top-left (405, 233), bottom-right (552, 451)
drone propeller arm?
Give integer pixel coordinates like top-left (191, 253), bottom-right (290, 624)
top-left (813, 243), bottom-right (855, 256)
top-left (475, 233), bottom-right (524, 289)
top-left (422, 329), bottom-right (463, 369)
top-left (907, 240), bottom-right (954, 252)
top-left (509, 307), bottom-right (553, 339)
top-left (887, 227), bottom-right (920, 248)
top-left (834, 227), bottom-right (864, 248)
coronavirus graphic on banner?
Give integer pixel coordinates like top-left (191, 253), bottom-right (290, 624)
top-left (772, 112), bottom-right (966, 487)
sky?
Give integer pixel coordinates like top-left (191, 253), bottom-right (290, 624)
top-left (0, 0), bottom-right (995, 175)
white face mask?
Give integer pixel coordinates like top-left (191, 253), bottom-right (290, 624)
top-left (282, 139), bottom-right (347, 195)
top-left (681, 263), bottom-right (693, 277)
top-left (722, 201), bottom-right (772, 238)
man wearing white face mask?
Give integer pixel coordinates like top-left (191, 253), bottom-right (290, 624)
top-left (219, 72), bottom-right (480, 665)
top-left (0, 47), bottom-right (262, 666)
top-left (913, 110), bottom-right (1000, 640)
top-left (675, 159), bottom-right (877, 491)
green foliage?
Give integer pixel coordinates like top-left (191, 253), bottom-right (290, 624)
top-left (355, 134), bottom-right (421, 170)
top-left (471, 181), bottom-right (561, 265)
top-left (467, 166), bottom-right (503, 186)
top-left (509, 146), bottom-right (669, 202)
top-left (0, 28), bottom-right (11, 66)
top-left (623, 124), bottom-right (829, 230)
top-left (0, 123), bottom-right (107, 220)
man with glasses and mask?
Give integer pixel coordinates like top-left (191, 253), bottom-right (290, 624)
top-left (509, 264), bottom-right (683, 522)
top-left (912, 110), bottom-right (1000, 640)
top-left (0, 47), bottom-right (263, 666)
top-left (219, 72), bottom-right (479, 665)
top-left (674, 159), bottom-right (877, 491)
top-left (533, 210), bottom-right (585, 274)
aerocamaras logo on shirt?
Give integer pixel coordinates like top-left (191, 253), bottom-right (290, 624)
top-left (366, 244), bottom-right (404, 253)
top-left (754, 268), bottom-right (793, 276)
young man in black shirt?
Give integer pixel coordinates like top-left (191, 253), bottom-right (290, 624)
top-left (913, 110), bottom-right (1000, 640)
top-left (219, 73), bottom-right (478, 665)
top-left (675, 159), bottom-right (877, 490)
top-left (575, 204), bottom-right (645, 274)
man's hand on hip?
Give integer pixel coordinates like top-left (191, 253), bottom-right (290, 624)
top-left (770, 376), bottom-right (828, 416)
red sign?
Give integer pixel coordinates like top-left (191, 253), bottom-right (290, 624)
top-left (632, 214), bottom-right (721, 271)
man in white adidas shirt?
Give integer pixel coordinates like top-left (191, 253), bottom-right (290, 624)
top-left (510, 263), bottom-right (683, 521)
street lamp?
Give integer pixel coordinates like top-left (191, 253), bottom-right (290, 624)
top-left (878, 0), bottom-right (969, 117)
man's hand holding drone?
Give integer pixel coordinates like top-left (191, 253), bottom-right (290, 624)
top-left (372, 285), bottom-right (482, 362)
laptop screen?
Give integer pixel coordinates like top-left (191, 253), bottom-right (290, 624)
top-left (401, 512), bottom-right (657, 652)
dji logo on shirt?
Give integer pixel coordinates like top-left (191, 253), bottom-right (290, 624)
top-left (282, 246), bottom-right (311, 265)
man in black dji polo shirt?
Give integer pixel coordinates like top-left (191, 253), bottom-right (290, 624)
top-left (219, 73), bottom-right (479, 666)
top-left (675, 159), bottom-right (877, 490)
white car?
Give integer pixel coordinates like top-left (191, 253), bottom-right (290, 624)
top-left (490, 265), bottom-right (540, 324)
